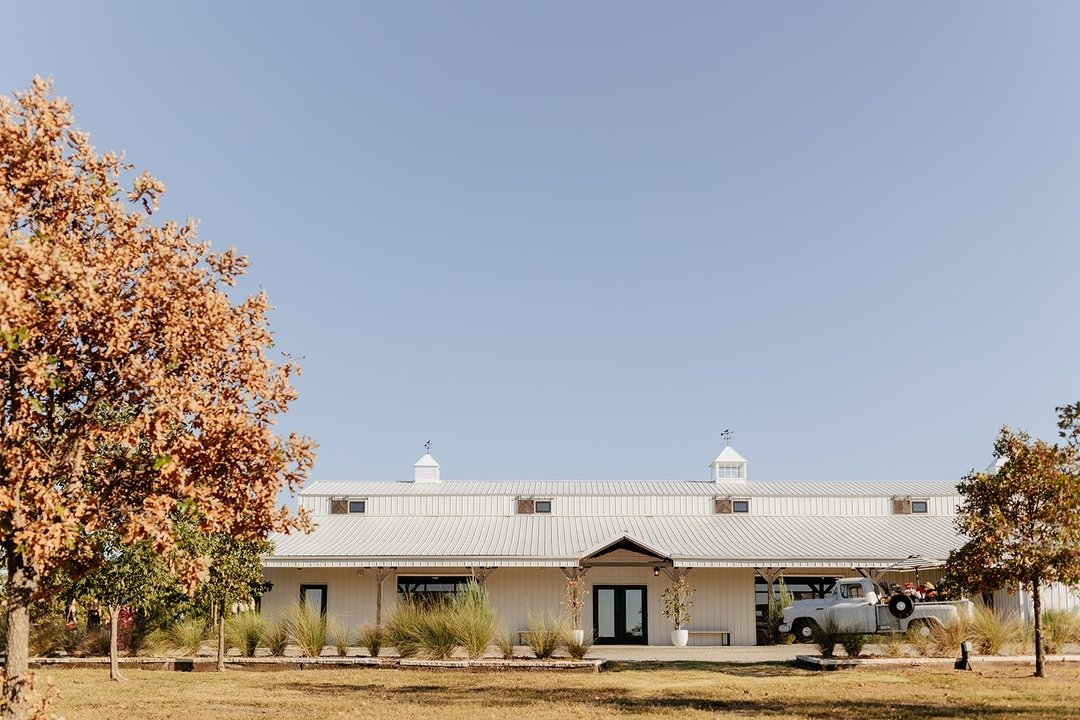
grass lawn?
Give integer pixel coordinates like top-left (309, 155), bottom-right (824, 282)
top-left (39, 661), bottom-right (1080, 720)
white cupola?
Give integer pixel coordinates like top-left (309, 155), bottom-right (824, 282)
top-left (710, 445), bottom-right (747, 482)
top-left (985, 455), bottom-right (1007, 474)
top-left (413, 452), bottom-right (441, 483)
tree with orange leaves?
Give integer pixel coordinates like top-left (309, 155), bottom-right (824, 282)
top-left (0, 78), bottom-right (314, 716)
top-left (947, 424), bottom-right (1080, 678)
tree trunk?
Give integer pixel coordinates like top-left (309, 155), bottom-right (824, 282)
top-left (109, 605), bottom-right (125, 682)
top-left (1032, 576), bottom-right (1044, 678)
top-left (217, 600), bottom-right (226, 672)
top-left (2, 550), bottom-right (34, 720)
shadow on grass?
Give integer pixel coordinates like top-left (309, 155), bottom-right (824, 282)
top-left (604, 660), bottom-right (808, 677)
top-left (276, 678), bottom-right (1056, 719)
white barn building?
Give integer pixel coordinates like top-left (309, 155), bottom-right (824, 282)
top-left (261, 447), bottom-right (1003, 646)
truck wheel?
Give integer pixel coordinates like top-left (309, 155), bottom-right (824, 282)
top-left (907, 619), bottom-right (934, 637)
top-left (791, 620), bottom-right (816, 643)
top-left (888, 594), bottom-right (915, 619)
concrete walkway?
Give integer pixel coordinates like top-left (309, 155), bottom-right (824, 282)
top-left (593, 644), bottom-right (805, 663)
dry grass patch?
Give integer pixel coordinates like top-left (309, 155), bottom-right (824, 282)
top-left (42, 662), bottom-right (1080, 720)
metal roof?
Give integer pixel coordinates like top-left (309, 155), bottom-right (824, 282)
top-left (266, 514), bottom-right (961, 569)
top-left (301, 480), bottom-right (959, 498)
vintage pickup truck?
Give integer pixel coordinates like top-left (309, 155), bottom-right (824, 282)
top-left (778, 577), bottom-right (975, 640)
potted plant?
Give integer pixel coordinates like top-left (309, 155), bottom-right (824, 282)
top-left (562, 574), bottom-right (588, 644)
top-left (661, 575), bottom-right (694, 646)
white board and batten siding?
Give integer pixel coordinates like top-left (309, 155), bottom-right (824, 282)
top-left (267, 450), bottom-right (1044, 646)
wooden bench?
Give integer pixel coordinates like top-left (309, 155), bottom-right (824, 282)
top-left (686, 629), bottom-right (731, 646)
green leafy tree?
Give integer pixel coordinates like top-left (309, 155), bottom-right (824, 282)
top-left (947, 425), bottom-right (1080, 677)
top-left (186, 531), bottom-right (273, 671)
top-left (70, 536), bottom-right (178, 681)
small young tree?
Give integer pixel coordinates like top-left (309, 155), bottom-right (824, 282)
top-left (947, 426), bottom-right (1080, 677)
top-left (561, 575), bottom-right (588, 630)
top-left (0, 78), bottom-right (314, 716)
top-left (70, 537), bottom-right (177, 681)
top-left (660, 575), bottom-right (695, 630)
top-left (188, 532), bottom-right (273, 671)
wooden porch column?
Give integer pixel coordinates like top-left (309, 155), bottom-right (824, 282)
top-left (755, 567), bottom-right (786, 609)
top-left (370, 567), bottom-right (395, 626)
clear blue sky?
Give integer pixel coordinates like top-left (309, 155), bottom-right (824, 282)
top-left (4, 2), bottom-right (1079, 483)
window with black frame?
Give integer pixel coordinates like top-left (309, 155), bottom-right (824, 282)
top-left (396, 576), bottom-right (471, 605)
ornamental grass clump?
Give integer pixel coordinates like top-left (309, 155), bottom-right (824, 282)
top-left (878, 631), bottom-right (908, 658)
top-left (1041, 609), bottom-right (1080, 654)
top-left (329, 621), bottom-right (352, 657)
top-left (929, 619), bottom-right (971, 657)
top-left (261, 618), bottom-right (289, 657)
top-left (494, 628), bottom-right (516, 660)
top-left (286, 603), bottom-right (329, 657)
top-left (523, 612), bottom-right (568, 660)
top-left (809, 614), bottom-right (842, 659)
top-left (386, 600), bottom-right (426, 658)
top-left (225, 612), bottom-right (266, 658)
top-left (451, 581), bottom-right (497, 659)
top-left (565, 633), bottom-right (593, 660)
top-left (415, 602), bottom-right (458, 660)
top-left (357, 624), bottom-right (385, 658)
top-left (969, 606), bottom-right (1024, 656)
top-left (167, 617), bottom-right (210, 656)
top-left (837, 628), bottom-right (870, 658)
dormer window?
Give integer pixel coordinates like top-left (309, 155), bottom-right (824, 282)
top-left (331, 498), bottom-right (367, 515)
top-left (892, 496), bottom-right (927, 515)
top-left (715, 496), bottom-right (750, 514)
top-left (516, 498), bottom-right (552, 515)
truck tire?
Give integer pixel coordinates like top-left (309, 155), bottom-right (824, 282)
top-left (888, 594), bottom-right (915, 619)
top-left (791, 619), bottom-right (816, 643)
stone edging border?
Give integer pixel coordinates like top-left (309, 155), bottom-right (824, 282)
top-left (29, 656), bottom-right (605, 673)
top-left (796, 654), bottom-right (1080, 671)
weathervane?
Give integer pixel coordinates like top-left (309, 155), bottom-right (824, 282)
top-left (720, 429), bottom-right (733, 446)
top-left (424, 440), bottom-right (432, 454)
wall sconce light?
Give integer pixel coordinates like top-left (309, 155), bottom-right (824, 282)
top-left (653, 567), bottom-right (660, 577)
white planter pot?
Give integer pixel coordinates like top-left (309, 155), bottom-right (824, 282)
top-left (571, 629), bottom-right (585, 644)
top-left (671, 629), bottom-right (689, 647)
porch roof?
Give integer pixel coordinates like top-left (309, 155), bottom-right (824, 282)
top-left (265, 513), bottom-right (959, 570)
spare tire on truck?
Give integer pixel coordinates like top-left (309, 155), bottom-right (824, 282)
top-left (888, 594), bottom-right (915, 619)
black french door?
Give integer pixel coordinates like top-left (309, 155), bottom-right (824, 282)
top-left (593, 585), bottom-right (647, 645)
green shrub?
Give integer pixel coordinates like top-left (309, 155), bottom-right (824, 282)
top-left (451, 581), bottom-right (497, 659)
top-left (494, 628), bottom-right (516, 660)
top-left (286, 603), bottom-right (329, 657)
top-left (809, 614), bottom-right (842, 659)
top-left (225, 612), bottom-right (266, 658)
top-left (523, 612), bottom-right (567, 660)
top-left (261, 617), bottom-right (289, 657)
top-left (1042, 609), bottom-right (1080, 654)
top-left (357, 624), bottom-right (385, 658)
